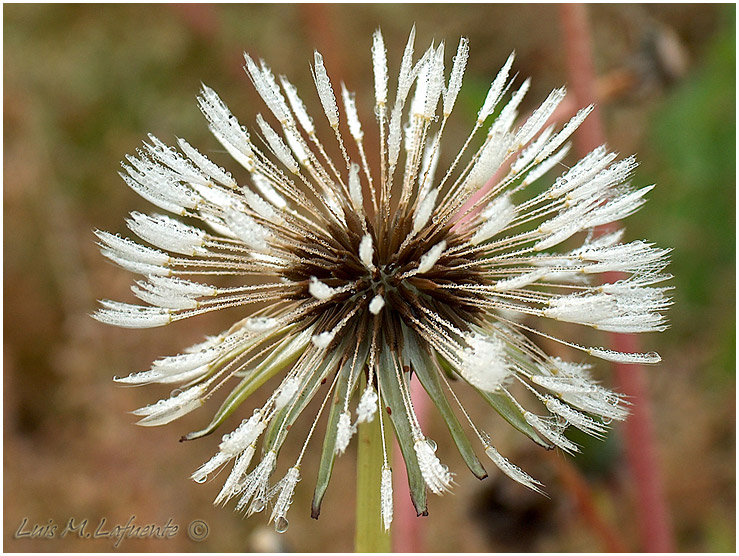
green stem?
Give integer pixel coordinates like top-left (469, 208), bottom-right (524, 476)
top-left (355, 411), bottom-right (391, 552)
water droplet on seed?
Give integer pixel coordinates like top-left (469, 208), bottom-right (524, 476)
top-left (275, 517), bottom-right (289, 533)
top-left (426, 439), bottom-right (437, 452)
top-left (193, 475), bottom-right (207, 484)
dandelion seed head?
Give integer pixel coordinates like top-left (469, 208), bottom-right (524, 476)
top-left (95, 27), bottom-right (670, 525)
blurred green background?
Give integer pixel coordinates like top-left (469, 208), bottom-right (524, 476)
top-left (4, 3), bottom-right (735, 552)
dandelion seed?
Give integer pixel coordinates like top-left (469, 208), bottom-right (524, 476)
top-left (356, 385), bottom-right (379, 423)
top-left (275, 377), bottom-right (301, 410)
top-left (237, 450), bottom-right (277, 516)
top-left (380, 465), bottom-right (394, 531)
top-left (269, 466), bottom-right (301, 532)
top-left (311, 330), bottom-right (335, 349)
top-left (219, 412), bottom-right (266, 455)
top-left (131, 383), bottom-right (206, 426)
top-left (359, 234), bottom-right (375, 271)
top-left (95, 27), bottom-right (670, 526)
top-left (485, 444), bottom-right (544, 494)
top-left (335, 411), bottom-right (357, 455)
top-left (215, 445), bottom-right (256, 505)
top-left (308, 276), bottom-right (337, 301)
top-left (458, 333), bottom-right (513, 392)
top-left (368, 294), bottom-right (385, 315)
top-left (417, 241), bottom-right (446, 274)
top-left (414, 438), bottom-right (453, 494)
top-left (412, 187), bottom-right (439, 234)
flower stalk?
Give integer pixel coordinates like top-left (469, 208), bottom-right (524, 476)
top-left (355, 405), bottom-right (391, 552)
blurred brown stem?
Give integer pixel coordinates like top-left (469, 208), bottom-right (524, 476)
top-left (551, 453), bottom-right (627, 552)
top-left (559, 3), bottom-right (674, 552)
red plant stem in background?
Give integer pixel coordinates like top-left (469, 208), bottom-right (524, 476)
top-left (299, 4), bottom-right (347, 86)
top-left (171, 4), bottom-right (218, 39)
top-left (558, 4), bottom-right (605, 156)
top-left (551, 454), bottom-right (627, 552)
top-left (559, 4), bottom-right (674, 552)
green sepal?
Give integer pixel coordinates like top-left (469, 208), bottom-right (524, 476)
top-left (402, 331), bottom-right (488, 480)
top-left (378, 346), bottom-right (428, 517)
top-left (263, 346), bottom-right (343, 453)
top-left (311, 341), bottom-right (368, 519)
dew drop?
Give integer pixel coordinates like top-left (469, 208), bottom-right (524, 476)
top-left (193, 475), bottom-right (207, 484)
top-left (251, 498), bottom-right (266, 513)
top-left (426, 439), bottom-right (437, 452)
top-left (275, 517), bottom-right (289, 533)
top-left (170, 388), bottom-right (182, 397)
top-left (602, 417), bottom-right (613, 425)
